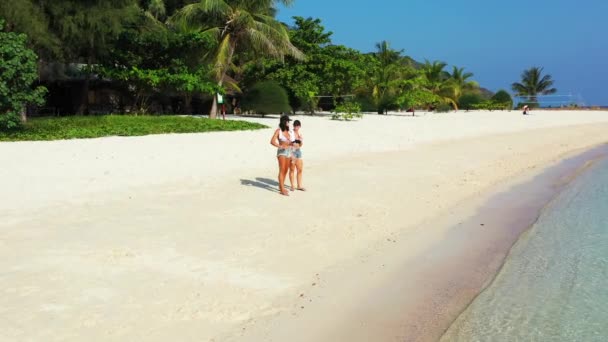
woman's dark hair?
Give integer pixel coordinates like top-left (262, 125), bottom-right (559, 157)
top-left (293, 120), bottom-right (301, 127)
top-left (279, 115), bottom-right (290, 131)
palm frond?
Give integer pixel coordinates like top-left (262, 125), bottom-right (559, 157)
top-left (199, 0), bottom-right (232, 17)
top-left (214, 33), bottom-right (233, 80)
top-left (512, 66), bottom-right (557, 97)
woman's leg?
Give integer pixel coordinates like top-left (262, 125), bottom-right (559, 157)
top-left (288, 159), bottom-right (296, 191)
top-left (277, 157), bottom-right (289, 195)
top-left (281, 157), bottom-right (292, 195)
top-left (296, 159), bottom-right (305, 190)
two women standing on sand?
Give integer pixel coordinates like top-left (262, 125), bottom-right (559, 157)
top-left (270, 115), bottom-right (305, 196)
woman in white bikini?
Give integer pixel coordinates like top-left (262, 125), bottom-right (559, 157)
top-left (289, 120), bottom-right (305, 191)
top-left (270, 115), bottom-right (294, 196)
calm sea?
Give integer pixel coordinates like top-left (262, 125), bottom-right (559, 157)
top-left (441, 156), bottom-right (608, 341)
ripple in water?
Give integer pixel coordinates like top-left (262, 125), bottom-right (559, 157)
top-left (441, 157), bottom-right (608, 342)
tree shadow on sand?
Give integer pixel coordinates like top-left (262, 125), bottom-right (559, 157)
top-left (240, 177), bottom-right (280, 193)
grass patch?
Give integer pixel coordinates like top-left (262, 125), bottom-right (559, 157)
top-left (0, 115), bottom-right (268, 141)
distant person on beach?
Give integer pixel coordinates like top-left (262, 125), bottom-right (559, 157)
top-left (523, 105), bottom-right (530, 115)
top-left (289, 120), bottom-right (306, 191)
top-left (270, 115), bottom-right (294, 196)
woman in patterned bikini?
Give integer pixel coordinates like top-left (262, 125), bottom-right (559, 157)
top-left (270, 115), bottom-right (294, 196)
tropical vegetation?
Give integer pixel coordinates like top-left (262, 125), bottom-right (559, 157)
top-left (0, 115), bottom-right (266, 141)
top-left (0, 19), bottom-right (46, 129)
top-left (1, 0), bottom-right (548, 138)
top-left (241, 80), bottom-right (291, 116)
top-left (512, 67), bottom-right (557, 107)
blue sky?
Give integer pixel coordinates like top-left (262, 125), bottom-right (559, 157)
top-left (277, 0), bottom-right (608, 105)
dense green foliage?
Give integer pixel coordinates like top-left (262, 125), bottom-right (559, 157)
top-left (491, 90), bottom-right (513, 107)
top-left (458, 93), bottom-right (484, 110)
top-left (0, 1), bottom-right (527, 121)
top-left (171, 0), bottom-right (303, 118)
top-left (241, 81), bottom-right (291, 116)
top-left (0, 20), bottom-right (46, 130)
top-left (458, 89), bottom-right (513, 111)
top-left (243, 17), bottom-right (369, 113)
top-left (434, 103), bottom-right (453, 113)
top-left (242, 17), bottom-right (479, 114)
top-left (0, 115), bottom-right (267, 141)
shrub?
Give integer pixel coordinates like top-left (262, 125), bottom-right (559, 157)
top-left (491, 90), bottom-right (512, 105)
top-left (397, 89), bottom-right (441, 113)
top-left (0, 115), bottom-right (267, 141)
top-left (458, 93), bottom-right (484, 110)
top-left (472, 101), bottom-right (512, 111)
top-left (332, 101), bottom-right (363, 121)
top-left (491, 90), bottom-right (513, 109)
top-left (434, 103), bottom-right (453, 113)
top-left (0, 20), bottom-right (47, 130)
top-left (241, 81), bottom-right (291, 116)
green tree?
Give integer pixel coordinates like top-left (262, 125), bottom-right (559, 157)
top-left (318, 45), bottom-right (367, 99)
top-left (491, 90), bottom-right (513, 109)
top-left (241, 81), bottom-right (291, 116)
top-left (242, 17), bottom-right (327, 113)
top-left (0, 20), bottom-right (47, 129)
top-left (421, 60), bottom-right (458, 109)
top-left (458, 93), bottom-right (484, 111)
top-left (449, 66), bottom-right (478, 101)
top-left (289, 16), bottom-right (332, 54)
top-left (0, 0), bottom-right (60, 57)
top-left (422, 60), bottom-right (449, 89)
top-left (243, 17), bottom-right (367, 114)
top-left (105, 17), bottom-right (219, 113)
top-left (43, 0), bottom-right (141, 114)
top-left (172, 0), bottom-right (304, 118)
top-left (511, 66), bottom-right (557, 103)
top-left (397, 88), bottom-right (440, 115)
top-left (367, 41), bottom-right (403, 114)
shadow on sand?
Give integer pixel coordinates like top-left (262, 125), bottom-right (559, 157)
top-left (240, 177), bottom-right (280, 193)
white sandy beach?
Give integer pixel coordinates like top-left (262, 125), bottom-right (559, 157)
top-left (2, 110), bottom-right (608, 341)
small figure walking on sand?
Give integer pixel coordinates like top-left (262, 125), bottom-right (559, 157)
top-left (523, 105), bottom-right (530, 115)
top-left (289, 120), bottom-right (306, 191)
top-left (270, 115), bottom-right (294, 196)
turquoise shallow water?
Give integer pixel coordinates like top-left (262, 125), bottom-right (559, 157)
top-left (441, 157), bottom-right (608, 342)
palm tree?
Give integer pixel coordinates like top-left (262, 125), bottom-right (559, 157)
top-left (369, 41), bottom-right (403, 114)
top-left (375, 40), bottom-right (401, 68)
top-left (172, 0), bottom-right (304, 118)
top-left (146, 0), bottom-right (167, 20)
top-left (421, 60), bottom-right (458, 109)
top-left (422, 60), bottom-right (448, 84)
top-left (511, 67), bottom-right (557, 103)
top-left (449, 66), bottom-right (478, 99)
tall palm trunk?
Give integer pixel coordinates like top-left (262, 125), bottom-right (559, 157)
top-left (20, 107), bottom-right (27, 123)
top-left (184, 94), bottom-right (193, 114)
top-left (77, 75), bottom-right (91, 115)
top-left (77, 52), bottom-right (94, 115)
top-left (210, 88), bottom-right (219, 119)
top-left (209, 41), bottom-right (235, 119)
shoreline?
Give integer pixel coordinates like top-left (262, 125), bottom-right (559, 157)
top-left (235, 142), bottom-right (608, 342)
top-left (435, 142), bottom-right (608, 340)
top-left (440, 146), bottom-right (608, 341)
